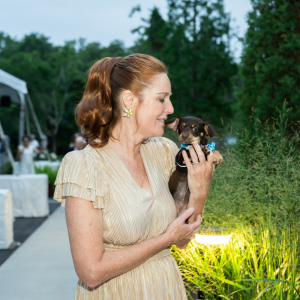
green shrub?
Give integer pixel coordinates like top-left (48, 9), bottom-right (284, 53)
top-left (205, 104), bottom-right (300, 229)
top-left (35, 165), bottom-right (59, 184)
top-left (0, 162), bottom-right (13, 174)
top-left (172, 105), bottom-right (300, 299)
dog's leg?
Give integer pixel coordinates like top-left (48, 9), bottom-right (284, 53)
top-left (212, 150), bottom-right (224, 166)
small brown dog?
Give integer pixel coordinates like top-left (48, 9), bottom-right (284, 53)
top-left (165, 116), bottom-right (224, 216)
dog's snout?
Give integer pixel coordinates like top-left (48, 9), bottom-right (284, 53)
top-left (181, 132), bottom-right (189, 139)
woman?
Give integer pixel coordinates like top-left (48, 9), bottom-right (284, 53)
top-left (16, 135), bottom-right (40, 174)
top-left (54, 54), bottom-right (214, 299)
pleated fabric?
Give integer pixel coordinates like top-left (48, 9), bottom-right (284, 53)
top-left (54, 137), bottom-right (187, 300)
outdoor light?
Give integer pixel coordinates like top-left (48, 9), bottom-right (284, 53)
top-left (195, 233), bottom-right (232, 245)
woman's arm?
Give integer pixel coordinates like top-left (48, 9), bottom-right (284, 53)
top-left (172, 143), bottom-right (213, 249)
top-left (65, 196), bottom-right (201, 288)
top-left (16, 149), bottom-right (23, 161)
top-left (33, 147), bottom-right (40, 154)
top-left (183, 143), bottom-right (214, 220)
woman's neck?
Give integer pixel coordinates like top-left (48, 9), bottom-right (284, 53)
top-left (108, 123), bottom-right (145, 160)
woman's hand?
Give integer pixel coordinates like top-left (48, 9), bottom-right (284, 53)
top-left (182, 143), bottom-right (214, 222)
top-left (182, 143), bottom-right (214, 197)
top-left (164, 207), bottom-right (201, 249)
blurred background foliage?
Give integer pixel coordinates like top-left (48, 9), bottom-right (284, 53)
top-left (0, 0), bottom-right (299, 155)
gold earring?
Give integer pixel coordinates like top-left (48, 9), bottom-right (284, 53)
top-left (123, 107), bottom-right (133, 118)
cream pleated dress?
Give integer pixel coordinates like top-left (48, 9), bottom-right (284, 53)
top-left (54, 137), bottom-right (187, 300)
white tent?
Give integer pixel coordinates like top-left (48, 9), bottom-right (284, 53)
top-left (0, 69), bottom-right (45, 145)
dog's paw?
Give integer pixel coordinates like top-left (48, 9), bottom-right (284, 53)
top-left (212, 150), bottom-right (224, 166)
top-left (200, 145), bottom-right (211, 157)
top-left (213, 158), bottom-right (224, 166)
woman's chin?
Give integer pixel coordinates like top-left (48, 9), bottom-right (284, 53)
top-left (146, 131), bottom-right (164, 138)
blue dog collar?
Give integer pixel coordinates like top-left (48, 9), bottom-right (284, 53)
top-left (180, 142), bottom-right (216, 151)
top-left (176, 142), bottom-right (216, 173)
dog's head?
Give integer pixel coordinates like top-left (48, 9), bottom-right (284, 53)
top-left (165, 116), bottom-right (217, 145)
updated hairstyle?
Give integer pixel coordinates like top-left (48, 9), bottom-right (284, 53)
top-left (75, 53), bottom-right (167, 148)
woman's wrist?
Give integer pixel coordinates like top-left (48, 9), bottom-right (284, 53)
top-left (188, 191), bottom-right (208, 216)
top-left (160, 230), bottom-right (174, 248)
top-left (189, 190), bottom-right (209, 203)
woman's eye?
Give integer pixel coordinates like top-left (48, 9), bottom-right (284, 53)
top-left (159, 98), bottom-right (165, 103)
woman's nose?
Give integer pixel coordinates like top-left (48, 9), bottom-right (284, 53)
top-left (165, 99), bottom-right (174, 114)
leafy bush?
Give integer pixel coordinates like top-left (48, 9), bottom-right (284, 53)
top-left (0, 162), bottom-right (13, 174)
top-left (204, 104), bottom-right (300, 229)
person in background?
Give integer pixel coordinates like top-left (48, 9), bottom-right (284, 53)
top-left (30, 134), bottom-right (39, 148)
top-left (74, 136), bottom-right (85, 150)
top-left (16, 135), bottom-right (40, 174)
top-left (68, 133), bottom-right (79, 152)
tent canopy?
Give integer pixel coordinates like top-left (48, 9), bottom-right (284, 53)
top-left (0, 69), bottom-right (28, 103)
top-left (0, 69), bottom-right (45, 145)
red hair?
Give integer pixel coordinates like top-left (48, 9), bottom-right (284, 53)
top-left (75, 54), bottom-right (167, 148)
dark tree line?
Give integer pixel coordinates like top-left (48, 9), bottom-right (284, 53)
top-left (132, 0), bottom-right (237, 126)
top-left (238, 0), bottom-right (300, 132)
top-left (0, 34), bottom-right (127, 153)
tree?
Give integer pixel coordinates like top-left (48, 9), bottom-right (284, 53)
top-left (0, 32), bottom-right (129, 154)
top-left (238, 0), bottom-right (300, 130)
top-left (131, 1), bottom-right (237, 126)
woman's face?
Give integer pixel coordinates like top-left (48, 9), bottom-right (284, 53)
top-left (136, 73), bottom-right (174, 137)
top-left (23, 137), bottom-right (30, 146)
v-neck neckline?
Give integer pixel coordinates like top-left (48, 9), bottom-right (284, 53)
top-left (104, 143), bottom-right (154, 197)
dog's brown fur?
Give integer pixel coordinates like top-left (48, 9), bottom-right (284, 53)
top-left (165, 116), bottom-right (224, 216)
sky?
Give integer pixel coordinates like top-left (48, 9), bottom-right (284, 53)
top-left (0, 0), bottom-right (252, 61)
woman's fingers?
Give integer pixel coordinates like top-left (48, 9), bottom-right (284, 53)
top-left (182, 150), bottom-right (193, 168)
top-left (175, 214), bottom-right (202, 249)
top-left (207, 148), bottom-right (214, 166)
top-left (188, 145), bottom-right (199, 164)
top-left (192, 143), bottom-right (205, 164)
top-left (183, 143), bottom-right (210, 166)
top-left (178, 207), bottom-right (194, 223)
top-left (190, 214), bottom-right (201, 230)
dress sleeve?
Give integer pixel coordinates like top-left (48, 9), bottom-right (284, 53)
top-left (53, 150), bottom-right (107, 209)
top-left (160, 137), bottom-right (179, 180)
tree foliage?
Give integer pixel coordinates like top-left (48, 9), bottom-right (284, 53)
top-left (238, 0), bottom-right (300, 131)
top-left (131, 0), bottom-right (237, 126)
top-left (0, 32), bottom-right (127, 153)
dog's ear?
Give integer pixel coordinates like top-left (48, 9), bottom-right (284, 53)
top-left (164, 117), bottom-right (181, 131)
top-left (204, 123), bottom-right (217, 137)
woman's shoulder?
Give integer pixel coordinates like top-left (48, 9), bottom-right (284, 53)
top-left (63, 144), bottom-right (96, 161)
top-left (56, 145), bottom-right (100, 189)
top-left (54, 144), bottom-right (109, 209)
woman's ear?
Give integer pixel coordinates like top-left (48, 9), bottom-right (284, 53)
top-left (122, 90), bottom-right (136, 110)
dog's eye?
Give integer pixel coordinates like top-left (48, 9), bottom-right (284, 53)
top-left (179, 124), bottom-right (184, 130)
top-left (192, 127), bottom-right (198, 132)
